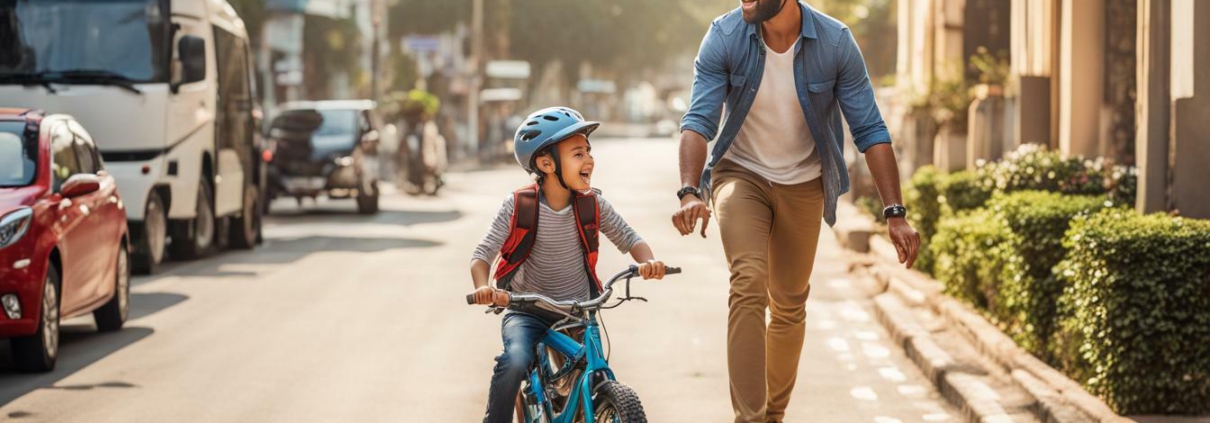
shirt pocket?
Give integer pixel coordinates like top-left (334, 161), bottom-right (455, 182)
top-left (807, 79), bottom-right (837, 108)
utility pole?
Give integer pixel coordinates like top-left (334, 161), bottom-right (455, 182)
top-left (371, 0), bottom-right (381, 101)
top-left (468, 0), bottom-right (483, 160)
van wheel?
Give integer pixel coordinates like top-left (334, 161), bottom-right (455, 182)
top-left (230, 186), bottom-right (261, 249)
top-left (356, 180), bottom-right (379, 215)
top-left (169, 177), bottom-right (216, 259)
top-left (94, 244), bottom-right (130, 332)
top-left (131, 191), bottom-right (166, 275)
top-left (12, 266), bottom-right (61, 372)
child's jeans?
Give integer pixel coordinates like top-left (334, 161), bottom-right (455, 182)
top-left (483, 312), bottom-right (551, 423)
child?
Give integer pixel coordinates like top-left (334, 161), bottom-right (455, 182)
top-left (469, 107), bottom-right (666, 423)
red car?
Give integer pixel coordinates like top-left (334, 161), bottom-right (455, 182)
top-left (0, 109), bottom-right (130, 372)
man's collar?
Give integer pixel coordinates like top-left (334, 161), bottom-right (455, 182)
top-left (747, 1), bottom-right (819, 40)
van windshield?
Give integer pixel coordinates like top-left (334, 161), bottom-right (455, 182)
top-left (0, 0), bottom-right (170, 83)
top-left (0, 121), bottom-right (36, 187)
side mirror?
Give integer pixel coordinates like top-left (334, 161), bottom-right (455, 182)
top-left (174, 36), bottom-right (206, 88)
top-left (61, 174), bottom-right (101, 198)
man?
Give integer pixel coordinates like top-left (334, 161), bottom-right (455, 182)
top-left (672, 1), bottom-right (921, 422)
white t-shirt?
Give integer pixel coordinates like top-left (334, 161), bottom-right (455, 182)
top-left (725, 39), bottom-right (822, 185)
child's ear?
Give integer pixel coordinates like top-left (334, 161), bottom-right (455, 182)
top-left (536, 155), bottom-right (555, 175)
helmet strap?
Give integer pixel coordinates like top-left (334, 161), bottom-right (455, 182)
top-left (550, 150), bottom-right (572, 192)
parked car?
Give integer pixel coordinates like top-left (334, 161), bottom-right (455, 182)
top-left (0, 0), bottom-right (266, 274)
top-left (265, 101), bottom-right (382, 214)
top-left (0, 109), bottom-right (131, 372)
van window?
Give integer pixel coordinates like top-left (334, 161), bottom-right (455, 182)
top-left (0, 0), bottom-right (170, 82)
top-left (213, 25), bottom-right (254, 168)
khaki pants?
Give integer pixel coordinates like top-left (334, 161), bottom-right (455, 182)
top-left (712, 160), bottom-right (825, 423)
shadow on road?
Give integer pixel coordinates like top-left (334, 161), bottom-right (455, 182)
top-left (0, 326), bottom-right (154, 407)
top-left (266, 207), bottom-right (463, 227)
top-left (133, 236), bottom-right (442, 282)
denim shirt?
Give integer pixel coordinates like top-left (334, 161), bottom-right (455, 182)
top-left (680, 2), bottom-right (891, 226)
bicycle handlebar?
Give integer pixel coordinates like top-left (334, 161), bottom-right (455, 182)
top-left (464, 265), bottom-right (681, 306)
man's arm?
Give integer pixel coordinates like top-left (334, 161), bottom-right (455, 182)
top-left (674, 23), bottom-right (728, 238)
top-left (835, 29), bottom-right (921, 268)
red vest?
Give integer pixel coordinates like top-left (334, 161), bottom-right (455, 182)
top-left (494, 184), bottom-right (602, 294)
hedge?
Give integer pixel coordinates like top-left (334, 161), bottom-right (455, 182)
top-left (930, 209), bottom-right (1009, 311)
top-left (986, 191), bottom-right (1114, 359)
top-left (904, 166), bottom-right (943, 274)
top-left (1055, 210), bottom-right (1210, 414)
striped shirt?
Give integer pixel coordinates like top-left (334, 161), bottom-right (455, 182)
top-left (472, 191), bottom-right (644, 302)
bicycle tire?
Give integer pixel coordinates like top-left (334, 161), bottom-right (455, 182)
top-left (591, 381), bottom-right (646, 423)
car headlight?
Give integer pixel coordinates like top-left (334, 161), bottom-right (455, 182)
top-left (0, 207), bottom-right (33, 249)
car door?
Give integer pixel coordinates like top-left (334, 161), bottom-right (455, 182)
top-left (48, 121), bottom-right (92, 315)
top-left (69, 120), bottom-right (122, 305)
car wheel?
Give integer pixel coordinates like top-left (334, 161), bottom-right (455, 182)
top-left (94, 244), bottom-right (130, 332)
top-left (169, 177), bottom-right (216, 259)
top-left (229, 185), bottom-right (260, 250)
top-left (11, 265), bottom-right (61, 372)
top-left (356, 179), bottom-right (379, 215)
top-left (131, 191), bottom-right (166, 275)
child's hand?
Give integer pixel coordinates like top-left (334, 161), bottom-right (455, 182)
top-left (638, 260), bottom-right (667, 280)
top-left (473, 286), bottom-right (510, 307)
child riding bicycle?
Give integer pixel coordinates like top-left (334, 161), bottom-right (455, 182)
top-left (469, 107), bottom-right (666, 423)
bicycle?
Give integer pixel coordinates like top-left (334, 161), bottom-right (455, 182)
top-left (466, 264), bottom-right (681, 423)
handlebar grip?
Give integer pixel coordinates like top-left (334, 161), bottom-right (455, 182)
top-left (465, 293), bottom-right (475, 305)
top-left (666, 266), bottom-right (682, 275)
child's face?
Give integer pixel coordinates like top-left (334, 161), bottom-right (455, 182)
top-left (536, 134), bottom-right (594, 190)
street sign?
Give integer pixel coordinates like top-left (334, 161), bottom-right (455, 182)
top-left (486, 61), bottom-right (531, 80)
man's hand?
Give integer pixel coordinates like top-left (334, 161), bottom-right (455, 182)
top-left (887, 217), bottom-right (921, 269)
top-left (472, 286), bottom-right (510, 307)
top-left (638, 260), bottom-right (667, 280)
top-left (672, 195), bottom-right (711, 238)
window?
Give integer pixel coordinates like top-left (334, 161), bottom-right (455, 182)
top-left (50, 123), bottom-right (81, 191)
top-left (0, 121), bottom-right (36, 187)
top-left (68, 120), bottom-right (102, 173)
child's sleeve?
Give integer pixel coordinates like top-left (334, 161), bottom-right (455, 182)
top-left (471, 195), bottom-right (515, 265)
top-left (598, 196), bottom-right (644, 254)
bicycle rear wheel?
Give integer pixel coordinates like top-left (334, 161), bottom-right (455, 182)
top-left (591, 381), bottom-right (646, 423)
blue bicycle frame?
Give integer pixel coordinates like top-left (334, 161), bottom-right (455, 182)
top-left (521, 311), bottom-right (615, 423)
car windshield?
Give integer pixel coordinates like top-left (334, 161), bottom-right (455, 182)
top-left (312, 109), bottom-right (358, 148)
top-left (0, 0), bottom-right (169, 83)
top-left (0, 121), bottom-right (36, 187)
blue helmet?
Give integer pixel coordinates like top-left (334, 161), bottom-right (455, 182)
top-left (513, 107), bottom-right (599, 174)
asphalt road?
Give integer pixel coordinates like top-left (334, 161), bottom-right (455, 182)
top-left (0, 137), bottom-right (955, 423)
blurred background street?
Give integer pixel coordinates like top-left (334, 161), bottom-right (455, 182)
top-left (1, 138), bottom-right (955, 422)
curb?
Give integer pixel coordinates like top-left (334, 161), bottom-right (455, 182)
top-left (833, 207), bottom-right (1131, 423)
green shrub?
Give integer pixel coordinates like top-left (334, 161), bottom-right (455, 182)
top-left (930, 209), bottom-right (1010, 311)
top-left (987, 191), bottom-right (1114, 359)
top-left (905, 166), bottom-right (943, 274)
top-left (1055, 210), bottom-right (1210, 414)
top-left (940, 169), bottom-right (994, 213)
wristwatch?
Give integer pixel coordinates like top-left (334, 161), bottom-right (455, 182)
top-left (883, 204), bottom-right (907, 219)
top-left (677, 186), bottom-right (701, 201)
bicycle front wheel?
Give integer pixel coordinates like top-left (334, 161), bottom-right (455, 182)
top-left (591, 382), bottom-right (646, 423)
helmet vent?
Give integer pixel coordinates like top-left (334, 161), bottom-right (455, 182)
top-left (521, 131), bottom-right (540, 141)
top-left (542, 115), bottom-right (560, 121)
top-left (525, 121), bottom-right (540, 126)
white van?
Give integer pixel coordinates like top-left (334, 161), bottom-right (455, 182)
top-left (0, 0), bottom-right (266, 273)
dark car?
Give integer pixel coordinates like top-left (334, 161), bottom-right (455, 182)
top-left (0, 109), bottom-right (130, 372)
top-left (265, 101), bottom-right (382, 214)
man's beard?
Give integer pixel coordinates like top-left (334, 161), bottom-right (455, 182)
top-left (742, 0), bottom-right (786, 24)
